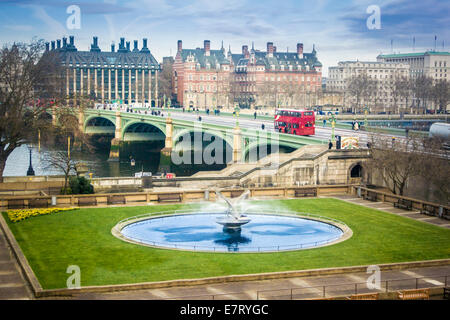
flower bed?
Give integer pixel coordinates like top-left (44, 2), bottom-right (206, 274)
top-left (6, 208), bottom-right (78, 223)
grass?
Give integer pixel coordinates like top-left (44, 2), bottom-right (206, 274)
top-left (3, 198), bottom-right (450, 290)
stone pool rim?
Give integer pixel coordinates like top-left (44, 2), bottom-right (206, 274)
top-left (111, 210), bottom-right (353, 253)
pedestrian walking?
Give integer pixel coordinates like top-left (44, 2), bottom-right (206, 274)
top-left (261, 124), bottom-right (265, 130)
top-left (254, 111), bottom-right (257, 120)
top-left (328, 140), bottom-right (333, 149)
top-left (323, 119), bottom-right (326, 127)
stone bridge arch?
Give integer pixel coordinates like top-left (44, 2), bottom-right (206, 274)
top-left (121, 121), bottom-right (166, 142)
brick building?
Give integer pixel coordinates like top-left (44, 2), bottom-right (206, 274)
top-left (173, 40), bottom-right (322, 110)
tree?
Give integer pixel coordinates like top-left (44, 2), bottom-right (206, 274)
top-left (43, 142), bottom-right (79, 194)
top-left (0, 40), bottom-right (63, 182)
top-left (347, 74), bottom-right (376, 113)
top-left (365, 135), bottom-right (422, 196)
top-left (415, 137), bottom-right (450, 204)
top-left (412, 75), bottom-right (432, 113)
top-left (391, 76), bottom-right (410, 114)
top-left (431, 80), bottom-right (449, 112)
top-left (158, 58), bottom-right (174, 105)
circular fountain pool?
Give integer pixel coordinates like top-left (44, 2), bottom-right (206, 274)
top-left (113, 211), bottom-right (351, 253)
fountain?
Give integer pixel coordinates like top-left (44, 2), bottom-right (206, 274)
top-left (113, 189), bottom-right (351, 252)
top-left (214, 189), bottom-right (251, 230)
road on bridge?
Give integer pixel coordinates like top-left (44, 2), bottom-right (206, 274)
top-left (147, 108), bottom-right (408, 147)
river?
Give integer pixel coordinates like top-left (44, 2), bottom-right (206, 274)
top-left (3, 137), bottom-right (227, 178)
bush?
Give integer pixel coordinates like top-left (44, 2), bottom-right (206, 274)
top-left (69, 176), bottom-right (94, 194)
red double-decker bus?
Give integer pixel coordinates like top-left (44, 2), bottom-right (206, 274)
top-left (274, 108), bottom-right (315, 135)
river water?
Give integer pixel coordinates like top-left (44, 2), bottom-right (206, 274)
top-left (3, 138), bottom-right (227, 178)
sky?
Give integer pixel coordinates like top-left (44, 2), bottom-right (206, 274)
top-left (0, 0), bottom-right (448, 77)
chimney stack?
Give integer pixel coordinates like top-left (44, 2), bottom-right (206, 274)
top-left (45, 42), bottom-right (50, 51)
top-left (111, 43), bottom-right (115, 52)
top-left (204, 40), bottom-right (210, 56)
top-left (63, 37), bottom-right (67, 48)
top-left (126, 41), bottom-right (130, 51)
top-left (69, 36), bottom-right (74, 46)
top-left (51, 41), bottom-right (55, 50)
top-left (91, 36), bottom-right (101, 52)
top-left (57, 39), bottom-right (61, 49)
top-left (267, 42), bottom-right (274, 57)
top-left (133, 40), bottom-right (139, 52)
top-left (242, 45), bottom-right (249, 58)
top-left (143, 38), bottom-right (148, 48)
top-left (273, 46), bottom-right (277, 53)
top-left (177, 40), bottom-right (182, 52)
top-left (120, 38), bottom-right (125, 49)
top-left (297, 43), bottom-right (303, 58)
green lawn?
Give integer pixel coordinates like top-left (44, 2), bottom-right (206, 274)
top-left (3, 198), bottom-right (450, 290)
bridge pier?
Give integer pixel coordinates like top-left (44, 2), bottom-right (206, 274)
top-left (108, 111), bottom-right (122, 162)
top-left (161, 117), bottom-right (173, 156)
top-left (232, 126), bottom-right (242, 163)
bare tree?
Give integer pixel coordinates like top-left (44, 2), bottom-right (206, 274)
top-left (158, 58), bottom-right (174, 104)
top-left (0, 40), bottom-right (63, 181)
top-left (431, 80), bottom-right (449, 112)
top-left (416, 137), bottom-right (450, 204)
top-left (347, 74), bottom-right (375, 113)
top-left (43, 144), bottom-right (79, 194)
top-left (412, 75), bottom-right (433, 113)
top-left (365, 135), bottom-right (422, 196)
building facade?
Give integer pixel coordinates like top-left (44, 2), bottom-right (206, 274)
top-left (377, 51), bottom-right (450, 81)
top-left (327, 61), bottom-right (410, 112)
top-left (46, 36), bottom-right (161, 106)
top-left (173, 40), bottom-right (322, 110)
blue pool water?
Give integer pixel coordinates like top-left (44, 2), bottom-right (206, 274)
top-left (120, 213), bottom-right (344, 252)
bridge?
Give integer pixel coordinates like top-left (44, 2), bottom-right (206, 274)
top-left (79, 108), bottom-right (326, 163)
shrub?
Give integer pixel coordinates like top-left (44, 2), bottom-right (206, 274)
top-left (69, 176), bottom-right (94, 194)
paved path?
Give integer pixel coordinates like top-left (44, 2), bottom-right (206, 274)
top-left (61, 265), bottom-right (449, 300)
top-left (0, 225), bottom-right (31, 300)
top-left (332, 194), bottom-right (450, 229)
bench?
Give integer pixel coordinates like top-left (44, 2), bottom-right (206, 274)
top-left (364, 191), bottom-right (378, 202)
top-left (157, 193), bottom-right (182, 203)
top-left (7, 199), bottom-right (26, 209)
top-left (444, 287), bottom-right (450, 300)
top-left (397, 288), bottom-right (429, 300)
top-left (107, 195), bottom-right (126, 205)
top-left (77, 197), bottom-right (97, 207)
top-left (294, 188), bottom-right (317, 198)
top-left (420, 204), bottom-right (438, 217)
top-left (394, 199), bottom-right (413, 211)
top-left (29, 198), bottom-right (49, 208)
top-left (346, 293), bottom-right (379, 300)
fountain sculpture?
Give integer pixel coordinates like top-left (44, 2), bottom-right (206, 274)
top-left (214, 189), bottom-right (251, 230)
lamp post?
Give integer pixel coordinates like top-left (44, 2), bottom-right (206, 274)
top-left (27, 143), bottom-right (35, 176)
top-left (329, 113), bottom-right (336, 145)
top-left (363, 106), bottom-right (369, 129)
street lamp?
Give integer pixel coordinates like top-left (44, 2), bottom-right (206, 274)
top-left (329, 113), bottom-right (336, 145)
top-left (27, 143), bottom-right (35, 176)
top-left (363, 106), bottom-right (369, 129)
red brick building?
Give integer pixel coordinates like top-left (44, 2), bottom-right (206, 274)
top-left (173, 40), bottom-right (322, 110)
